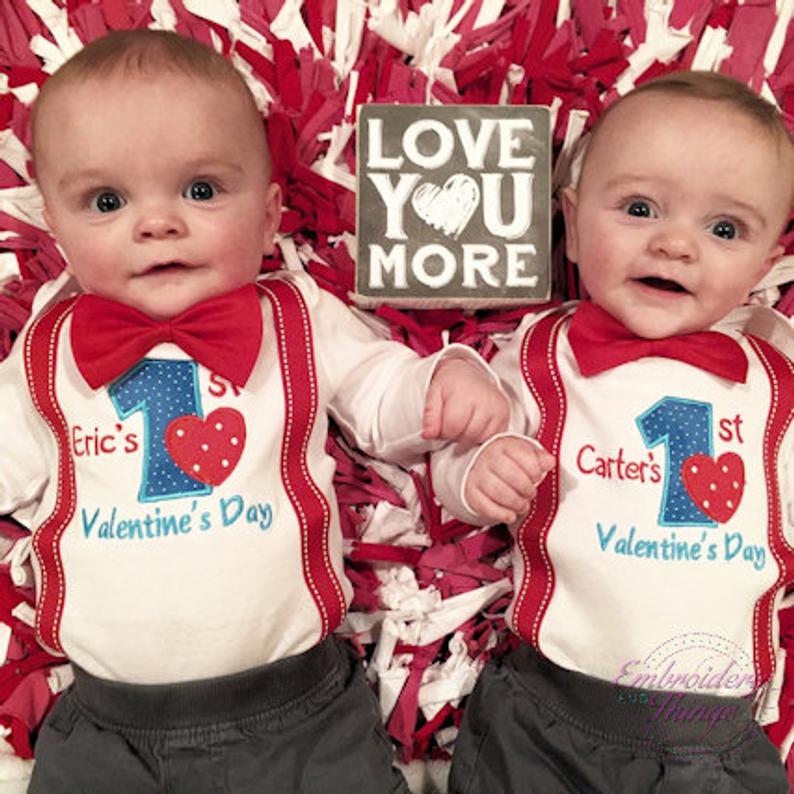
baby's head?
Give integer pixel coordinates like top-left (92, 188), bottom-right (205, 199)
top-left (32, 29), bottom-right (281, 319)
top-left (562, 71), bottom-right (794, 339)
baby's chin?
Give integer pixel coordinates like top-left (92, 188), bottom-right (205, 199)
top-left (596, 291), bottom-right (713, 339)
top-left (111, 290), bottom-right (212, 320)
top-left (121, 277), bottom-right (242, 319)
top-left (620, 312), bottom-right (710, 340)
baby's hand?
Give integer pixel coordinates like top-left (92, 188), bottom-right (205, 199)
top-left (465, 437), bottom-right (555, 525)
top-left (422, 358), bottom-right (509, 444)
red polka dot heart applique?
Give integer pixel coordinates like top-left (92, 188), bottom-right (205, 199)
top-left (165, 407), bottom-right (246, 486)
top-left (681, 452), bottom-right (745, 524)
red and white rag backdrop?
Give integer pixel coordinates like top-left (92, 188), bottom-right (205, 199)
top-left (0, 1), bottom-right (793, 792)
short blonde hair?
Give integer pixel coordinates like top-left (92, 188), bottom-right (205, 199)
top-left (31, 29), bottom-right (268, 171)
top-left (614, 71), bottom-right (790, 143)
top-left (581, 70), bottom-right (794, 208)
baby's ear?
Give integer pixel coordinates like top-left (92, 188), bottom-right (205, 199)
top-left (41, 203), bottom-right (61, 255)
top-left (761, 241), bottom-right (785, 276)
top-left (262, 182), bottom-right (281, 256)
top-left (40, 205), bottom-right (73, 274)
top-left (560, 186), bottom-right (579, 262)
top-left (766, 242), bottom-right (785, 270)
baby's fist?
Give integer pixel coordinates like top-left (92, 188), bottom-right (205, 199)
top-left (465, 437), bottom-right (555, 525)
top-left (422, 358), bottom-right (509, 445)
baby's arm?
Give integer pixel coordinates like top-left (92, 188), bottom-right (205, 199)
top-left (431, 312), bottom-right (553, 525)
top-left (306, 275), bottom-right (507, 464)
top-left (0, 336), bottom-right (49, 523)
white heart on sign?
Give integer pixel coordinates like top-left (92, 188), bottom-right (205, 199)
top-left (411, 173), bottom-right (480, 239)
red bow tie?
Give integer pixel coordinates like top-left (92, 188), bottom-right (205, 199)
top-left (567, 301), bottom-right (748, 382)
top-left (70, 284), bottom-right (263, 389)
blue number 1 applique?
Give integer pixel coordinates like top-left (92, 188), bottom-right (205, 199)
top-left (637, 397), bottom-right (716, 527)
top-left (109, 359), bottom-right (212, 502)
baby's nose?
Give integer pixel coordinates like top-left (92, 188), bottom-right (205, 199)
top-left (648, 224), bottom-right (697, 262)
top-left (134, 211), bottom-right (187, 241)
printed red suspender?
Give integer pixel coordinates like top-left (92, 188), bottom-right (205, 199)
top-left (745, 334), bottom-right (794, 688)
top-left (512, 310), bottom-right (568, 645)
top-left (258, 280), bottom-right (347, 639)
top-left (24, 297), bottom-right (79, 655)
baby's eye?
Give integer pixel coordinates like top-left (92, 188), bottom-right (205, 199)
top-left (625, 200), bottom-right (653, 218)
top-left (710, 219), bottom-right (738, 240)
top-left (184, 180), bottom-right (217, 201)
top-left (89, 191), bottom-right (125, 213)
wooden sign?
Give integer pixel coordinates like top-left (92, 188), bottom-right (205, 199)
top-left (355, 104), bottom-right (551, 307)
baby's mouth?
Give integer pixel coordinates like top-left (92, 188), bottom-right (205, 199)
top-left (635, 276), bottom-right (689, 294)
top-left (142, 261), bottom-right (192, 275)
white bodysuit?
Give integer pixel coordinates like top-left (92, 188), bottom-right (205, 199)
top-left (435, 303), bottom-right (794, 703)
top-left (3, 271), bottom-right (482, 684)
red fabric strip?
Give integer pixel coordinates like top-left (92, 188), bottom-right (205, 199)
top-left (23, 298), bottom-right (79, 655)
top-left (259, 279), bottom-right (347, 640)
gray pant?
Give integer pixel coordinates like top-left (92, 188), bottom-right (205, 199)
top-left (450, 644), bottom-right (789, 794)
top-left (28, 638), bottom-right (409, 794)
